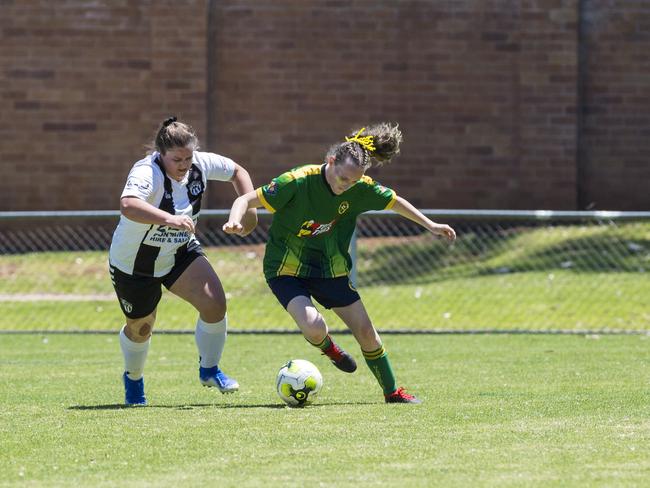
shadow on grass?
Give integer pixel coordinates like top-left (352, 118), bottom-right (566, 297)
top-left (68, 404), bottom-right (134, 410)
top-left (68, 403), bottom-right (282, 410)
top-left (68, 400), bottom-right (376, 410)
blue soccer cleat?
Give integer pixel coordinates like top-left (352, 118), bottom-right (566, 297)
top-left (123, 371), bottom-right (147, 406)
top-left (199, 365), bottom-right (239, 393)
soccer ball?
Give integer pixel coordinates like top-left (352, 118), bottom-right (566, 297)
top-left (276, 359), bottom-right (323, 407)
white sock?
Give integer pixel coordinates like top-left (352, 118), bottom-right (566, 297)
top-left (195, 315), bottom-right (227, 369)
top-left (119, 325), bottom-right (150, 380)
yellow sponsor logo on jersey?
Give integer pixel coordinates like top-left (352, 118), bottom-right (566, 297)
top-left (297, 219), bottom-right (336, 238)
top-left (338, 201), bottom-right (349, 215)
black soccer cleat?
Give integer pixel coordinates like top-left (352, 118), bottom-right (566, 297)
top-left (321, 342), bottom-right (357, 373)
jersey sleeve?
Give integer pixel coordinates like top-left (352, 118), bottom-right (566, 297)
top-left (256, 172), bottom-right (298, 213)
top-left (121, 162), bottom-right (162, 204)
top-left (357, 176), bottom-right (397, 211)
top-left (193, 151), bottom-right (236, 182)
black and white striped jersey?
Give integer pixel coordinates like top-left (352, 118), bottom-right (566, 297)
top-left (109, 151), bottom-right (235, 277)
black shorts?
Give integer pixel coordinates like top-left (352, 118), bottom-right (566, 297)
top-left (109, 245), bottom-right (204, 319)
top-left (267, 275), bottom-right (360, 310)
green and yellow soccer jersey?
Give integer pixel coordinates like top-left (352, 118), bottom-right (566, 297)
top-left (257, 164), bottom-right (396, 280)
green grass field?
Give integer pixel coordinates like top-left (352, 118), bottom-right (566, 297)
top-left (2, 220), bottom-right (649, 485)
top-left (3, 269), bottom-right (650, 331)
top-left (2, 220), bottom-right (650, 331)
top-left (1, 333), bottom-right (649, 487)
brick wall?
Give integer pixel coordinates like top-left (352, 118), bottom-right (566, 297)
top-left (0, 0), bottom-right (208, 210)
top-left (0, 0), bottom-right (648, 211)
top-left (579, 0), bottom-right (650, 210)
top-left (208, 0), bottom-right (579, 209)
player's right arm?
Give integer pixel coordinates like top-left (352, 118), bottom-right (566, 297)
top-left (121, 197), bottom-right (196, 233)
top-left (120, 160), bottom-right (195, 233)
top-left (222, 190), bottom-right (262, 236)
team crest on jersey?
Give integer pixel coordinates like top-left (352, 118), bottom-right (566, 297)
top-left (338, 201), bottom-right (349, 215)
top-left (297, 219), bottom-right (336, 238)
top-left (120, 298), bottom-right (133, 314)
top-left (266, 180), bottom-right (278, 195)
top-left (188, 180), bottom-right (203, 196)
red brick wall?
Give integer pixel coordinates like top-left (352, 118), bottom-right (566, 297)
top-left (209, 0), bottom-right (579, 210)
top-left (0, 0), bottom-right (208, 210)
top-left (0, 0), bottom-right (648, 211)
top-left (579, 1), bottom-right (650, 210)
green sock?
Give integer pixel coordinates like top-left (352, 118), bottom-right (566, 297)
top-left (307, 334), bottom-right (332, 351)
top-left (363, 344), bottom-right (397, 395)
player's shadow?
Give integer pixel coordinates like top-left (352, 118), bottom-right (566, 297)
top-left (68, 400), bottom-right (376, 411)
top-left (68, 403), bottom-right (284, 410)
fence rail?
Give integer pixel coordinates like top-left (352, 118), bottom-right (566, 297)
top-left (1, 210), bottom-right (649, 333)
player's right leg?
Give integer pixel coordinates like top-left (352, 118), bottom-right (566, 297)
top-left (110, 264), bottom-right (162, 406)
top-left (285, 295), bottom-right (328, 344)
top-left (121, 311), bottom-right (157, 406)
top-left (267, 276), bottom-right (357, 373)
top-left (286, 296), bottom-right (358, 373)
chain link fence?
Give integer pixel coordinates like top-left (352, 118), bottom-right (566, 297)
top-left (1, 210), bottom-right (649, 333)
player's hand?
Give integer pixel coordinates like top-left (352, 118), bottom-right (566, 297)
top-left (241, 208), bottom-right (258, 235)
top-left (167, 215), bottom-right (195, 233)
top-left (222, 221), bottom-right (245, 236)
top-left (432, 224), bottom-right (456, 241)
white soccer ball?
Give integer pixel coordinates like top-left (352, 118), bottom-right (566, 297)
top-left (276, 359), bottom-right (323, 407)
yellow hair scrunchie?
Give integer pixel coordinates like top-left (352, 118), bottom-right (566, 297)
top-left (345, 127), bottom-right (376, 153)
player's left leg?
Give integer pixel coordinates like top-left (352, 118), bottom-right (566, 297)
top-left (168, 256), bottom-right (239, 393)
top-left (333, 300), bottom-right (421, 404)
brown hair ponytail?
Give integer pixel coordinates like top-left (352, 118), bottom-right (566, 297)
top-left (150, 116), bottom-right (199, 155)
top-left (326, 122), bottom-right (403, 168)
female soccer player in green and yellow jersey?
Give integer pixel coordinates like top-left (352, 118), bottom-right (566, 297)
top-left (223, 123), bottom-right (456, 403)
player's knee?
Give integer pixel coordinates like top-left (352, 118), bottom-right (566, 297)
top-left (126, 321), bottom-right (153, 342)
top-left (303, 312), bottom-right (327, 336)
top-left (138, 321), bottom-right (153, 338)
top-left (201, 299), bottom-right (227, 323)
top-left (125, 313), bottom-right (156, 342)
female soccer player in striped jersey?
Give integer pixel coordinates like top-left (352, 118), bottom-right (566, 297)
top-left (223, 123), bottom-right (456, 403)
top-left (109, 117), bottom-right (257, 405)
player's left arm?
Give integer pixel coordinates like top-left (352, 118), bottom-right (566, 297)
top-left (229, 163), bottom-right (258, 235)
top-left (390, 196), bottom-right (456, 241)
